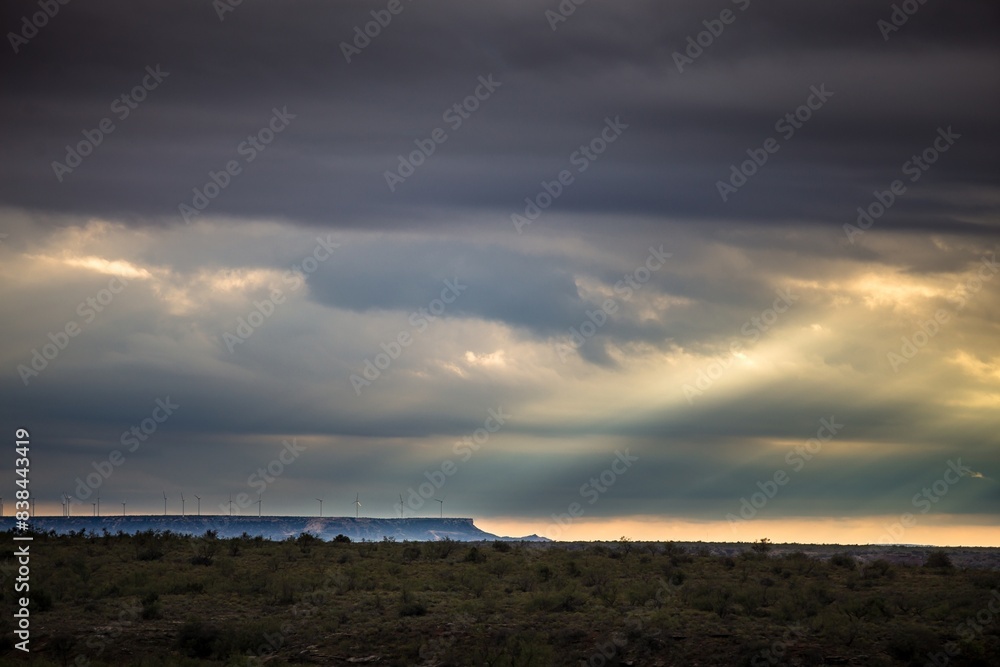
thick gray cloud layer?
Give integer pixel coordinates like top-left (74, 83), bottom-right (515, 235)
top-left (1, 1), bottom-right (998, 538)
top-left (2, 0), bottom-right (998, 231)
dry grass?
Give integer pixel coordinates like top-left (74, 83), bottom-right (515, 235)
top-left (1, 531), bottom-right (998, 666)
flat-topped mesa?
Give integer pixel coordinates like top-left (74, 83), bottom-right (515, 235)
top-left (0, 516), bottom-right (549, 542)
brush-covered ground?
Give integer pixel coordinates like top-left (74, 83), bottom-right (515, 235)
top-left (1, 531), bottom-right (998, 666)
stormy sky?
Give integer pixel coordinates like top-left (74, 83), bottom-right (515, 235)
top-left (2, 0), bottom-right (998, 545)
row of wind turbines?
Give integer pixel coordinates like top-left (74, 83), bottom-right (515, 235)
top-left (51, 492), bottom-right (205, 518)
top-left (37, 492), bottom-right (447, 519)
top-left (339, 493), bottom-right (446, 519)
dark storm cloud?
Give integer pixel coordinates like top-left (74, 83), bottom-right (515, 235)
top-left (304, 239), bottom-right (588, 335)
top-left (1, 0), bottom-right (998, 232)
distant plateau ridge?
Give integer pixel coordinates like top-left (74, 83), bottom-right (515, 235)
top-left (0, 516), bottom-right (549, 542)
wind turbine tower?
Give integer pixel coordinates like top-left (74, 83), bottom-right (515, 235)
top-left (354, 493), bottom-right (361, 518)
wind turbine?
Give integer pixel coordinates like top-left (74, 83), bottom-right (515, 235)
top-left (256, 494), bottom-right (262, 517)
top-left (181, 494), bottom-right (185, 516)
top-left (96, 493), bottom-right (100, 517)
top-left (434, 495), bottom-right (446, 519)
top-left (64, 492), bottom-right (71, 517)
top-left (354, 493), bottom-right (361, 518)
top-left (229, 494), bottom-right (233, 516)
top-left (194, 495), bottom-right (201, 516)
top-left (163, 491), bottom-right (167, 516)
top-left (398, 494), bottom-right (404, 518)
top-left (122, 501), bottom-right (126, 517)
top-left (92, 502), bottom-right (96, 516)
top-left (316, 498), bottom-right (323, 517)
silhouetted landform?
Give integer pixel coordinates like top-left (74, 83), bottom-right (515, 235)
top-left (0, 516), bottom-right (549, 542)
